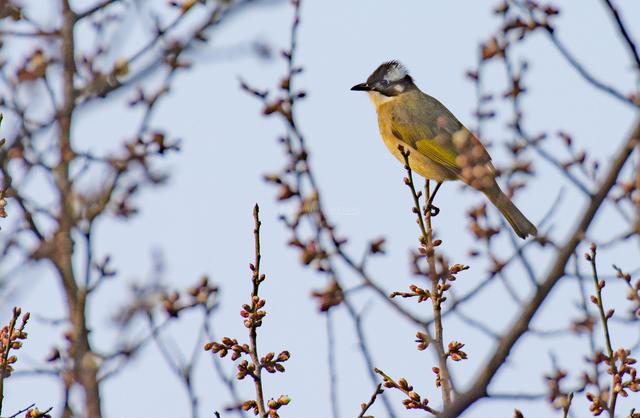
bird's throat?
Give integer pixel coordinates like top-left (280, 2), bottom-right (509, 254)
top-left (367, 91), bottom-right (397, 107)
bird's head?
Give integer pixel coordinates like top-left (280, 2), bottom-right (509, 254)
top-left (351, 60), bottom-right (415, 100)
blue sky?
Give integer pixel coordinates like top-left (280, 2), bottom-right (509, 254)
top-left (3, 1), bottom-right (640, 417)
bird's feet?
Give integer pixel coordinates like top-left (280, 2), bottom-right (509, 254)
top-left (427, 203), bottom-right (440, 217)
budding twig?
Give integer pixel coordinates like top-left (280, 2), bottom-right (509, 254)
top-left (587, 244), bottom-right (618, 417)
top-left (398, 146), bottom-right (455, 407)
top-left (357, 383), bottom-right (383, 418)
top-left (374, 368), bottom-right (440, 416)
top-left (0, 307), bottom-right (30, 416)
top-left (204, 205), bottom-right (290, 418)
top-left (248, 204), bottom-right (267, 417)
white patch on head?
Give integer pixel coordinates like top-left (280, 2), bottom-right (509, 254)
top-left (384, 62), bottom-right (408, 82)
top-left (393, 84), bottom-right (405, 93)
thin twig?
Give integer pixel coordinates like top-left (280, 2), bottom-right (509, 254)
top-left (374, 368), bottom-right (440, 416)
top-left (587, 245), bottom-right (618, 417)
top-left (248, 204), bottom-right (267, 417)
top-left (600, 0), bottom-right (640, 73)
top-left (510, 0), bottom-right (638, 108)
top-left (398, 146), bottom-right (454, 406)
top-left (326, 311), bottom-right (340, 418)
top-left (357, 383), bottom-right (383, 418)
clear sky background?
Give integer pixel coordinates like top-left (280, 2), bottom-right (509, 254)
top-left (2, 0), bottom-right (640, 417)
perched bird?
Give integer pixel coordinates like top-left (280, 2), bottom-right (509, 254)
top-left (351, 60), bottom-right (537, 239)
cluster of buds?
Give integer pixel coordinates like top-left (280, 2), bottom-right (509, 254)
top-left (493, 0), bottom-right (559, 42)
top-left (266, 395), bottom-right (291, 418)
top-left (368, 237), bottom-right (386, 255)
top-left (402, 390), bottom-right (431, 411)
top-left (390, 284), bottom-right (431, 303)
top-left (468, 203), bottom-right (500, 240)
top-left (611, 348), bottom-right (639, 397)
top-left (115, 131), bottom-right (180, 168)
top-left (241, 399), bottom-right (259, 415)
top-left (236, 359), bottom-right (257, 380)
top-left (187, 276), bottom-right (219, 308)
top-left (25, 407), bottom-right (52, 418)
top-left (263, 173), bottom-right (299, 202)
top-left (447, 341), bottom-right (468, 361)
top-left (204, 337), bottom-right (249, 361)
top-left (415, 332), bottom-right (430, 351)
top-left (555, 131), bottom-right (595, 178)
top-left (585, 390), bottom-right (607, 416)
top-left (544, 368), bottom-right (571, 410)
top-left (160, 291), bottom-right (182, 318)
top-left (570, 314), bottom-right (595, 334)
top-left (614, 179), bottom-right (639, 205)
top-left (378, 371), bottom-right (431, 412)
top-left (102, 132), bottom-right (180, 219)
top-left (402, 251), bottom-right (467, 307)
top-left (241, 295), bottom-right (267, 329)
top-left (118, 276), bottom-right (220, 321)
top-left (0, 307), bottom-right (29, 379)
top-left (262, 72), bottom-right (306, 125)
top-left (432, 367), bottom-right (442, 388)
top-left (287, 239), bottom-right (327, 267)
top-left (503, 69), bottom-right (527, 100)
top-left (448, 263), bottom-right (470, 281)
top-left (481, 36), bottom-right (507, 61)
top-left (261, 351), bottom-right (290, 374)
top-left (310, 280), bottom-right (343, 312)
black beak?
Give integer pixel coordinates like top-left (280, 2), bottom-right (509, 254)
top-left (350, 82), bottom-right (371, 91)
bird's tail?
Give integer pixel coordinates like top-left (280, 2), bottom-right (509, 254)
top-left (483, 181), bottom-right (537, 239)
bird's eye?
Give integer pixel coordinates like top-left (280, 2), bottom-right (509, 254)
top-left (379, 79), bottom-right (390, 87)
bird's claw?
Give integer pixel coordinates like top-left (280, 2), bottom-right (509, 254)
top-left (427, 204), bottom-right (440, 217)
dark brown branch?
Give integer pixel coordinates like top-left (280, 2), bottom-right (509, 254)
top-left (55, 1), bottom-right (102, 416)
top-left (601, 0), bottom-right (640, 73)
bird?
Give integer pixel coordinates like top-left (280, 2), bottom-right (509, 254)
top-left (351, 60), bottom-right (537, 239)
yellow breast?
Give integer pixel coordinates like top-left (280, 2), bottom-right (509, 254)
top-left (373, 97), bottom-right (456, 182)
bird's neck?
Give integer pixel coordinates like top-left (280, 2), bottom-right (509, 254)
top-left (367, 91), bottom-right (398, 107)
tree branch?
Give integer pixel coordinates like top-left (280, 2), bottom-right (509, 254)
top-left (443, 119), bottom-right (640, 418)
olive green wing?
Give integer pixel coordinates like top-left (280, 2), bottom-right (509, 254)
top-left (387, 101), bottom-right (461, 175)
top-left (384, 91), bottom-right (495, 177)
top-left (428, 96), bottom-right (494, 168)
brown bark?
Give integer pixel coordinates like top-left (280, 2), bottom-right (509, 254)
top-left (55, 1), bottom-right (102, 417)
